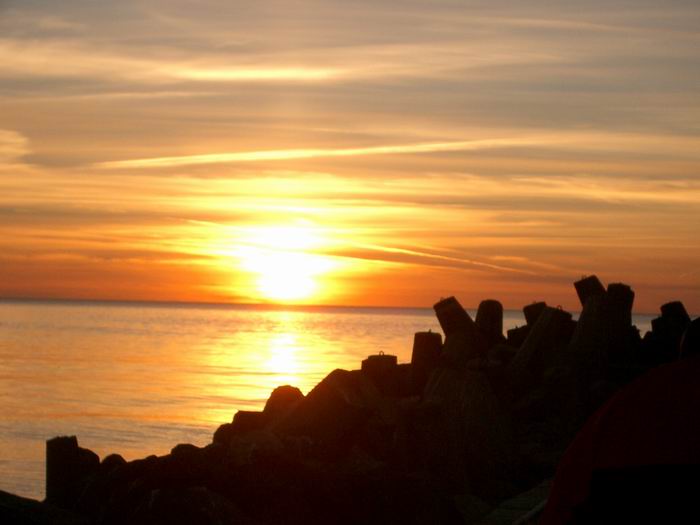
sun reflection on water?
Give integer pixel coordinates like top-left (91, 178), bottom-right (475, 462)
top-left (264, 332), bottom-right (302, 387)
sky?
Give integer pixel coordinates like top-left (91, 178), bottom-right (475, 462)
top-left (1, 0), bottom-right (699, 313)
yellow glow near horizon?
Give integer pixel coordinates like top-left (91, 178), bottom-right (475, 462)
top-left (237, 225), bottom-right (338, 302)
top-left (265, 333), bottom-right (302, 387)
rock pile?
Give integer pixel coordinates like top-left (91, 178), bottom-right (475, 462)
top-left (6, 275), bottom-right (697, 525)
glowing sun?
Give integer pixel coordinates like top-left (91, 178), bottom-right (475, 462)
top-left (238, 225), bottom-right (336, 302)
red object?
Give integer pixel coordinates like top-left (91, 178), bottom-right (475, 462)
top-left (542, 357), bottom-right (700, 524)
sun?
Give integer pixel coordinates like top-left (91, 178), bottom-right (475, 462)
top-left (237, 224), bottom-right (337, 302)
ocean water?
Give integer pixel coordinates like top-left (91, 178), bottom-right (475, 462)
top-left (0, 300), bottom-right (654, 499)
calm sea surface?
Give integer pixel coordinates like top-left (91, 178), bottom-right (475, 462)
top-left (0, 300), bottom-right (654, 499)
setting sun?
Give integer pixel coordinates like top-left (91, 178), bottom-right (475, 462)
top-left (237, 225), bottom-right (338, 302)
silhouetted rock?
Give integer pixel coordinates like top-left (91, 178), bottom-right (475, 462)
top-left (46, 436), bottom-right (100, 510)
top-left (565, 280), bottom-right (643, 420)
top-left (508, 307), bottom-right (575, 392)
top-left (263, 385), bottom-right (304, 422)
top-left (214, 389), bottom-right (296, 443)
top-left (523, 301), bottom-right (547, 326)
top-left (433, 296), bottom-right (489, 367)
top-left (336, 471), bottom-right (466, 525)
top-left (434, 296), bottom-right (473, 337)
top-left (0, 490), bottom-right (88, 525)
top-left (441, 330), bottom-right (485, 371)
top-left (406, 366), bottom-right (518, 500)
top-left (227, 430), bottom-right (285, 470)
top-left (212, 422), bottom-right (236, 446)
top-left (100, 454), bottom-right (126, 473)
top-left (276, 369), bottom-right (390, 454)
top-left (410, 331), bottom-right (442, 394)
top-left (573, 275), bottom-right (606, 307)
top-left (661, 301), bottom-right (691, 326)
top-left (361, 352), bottom-right (398, 394)
top-left (604, 283), bottom-right (637, 366)
top-left (129, 486), bottom-right (250, 525)
top-left (607, 283), bottom-right (634, 326)
top-left (231, 410), bottom-right (266, 433)
top-left (506, 324), bottom-right (530, 349)
top-left (568, 295), bottom-right (613, 382)
top-left (488, 343), bottom-right (518, 367)
top-left (680, 317), bottom-right (700, 358)
top-left (171, 443), bottom-right (200, 458)
top-left (476, 299), bottom-right (505, 348)
top-left (644, 300), bottom-right (692, 364)
top-left (570, 281), bottom-right (638, 367)
top-left (394, 363), bottom-right (415, 397)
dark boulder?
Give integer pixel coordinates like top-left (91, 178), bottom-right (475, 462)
top-left (100, 454), bottom-right (126, 474)
top-left (476, 299), bottom-right (506, 349)
top-left (680, 317), bottom-right (700, 358)
top-left (361, 353), bottom-right (399, 395)
top-left (45, 436), bottom-right (100, 510)
top-left (211, 410), bottom-right (268, 446)
top-left (211, 411), bottom-right (269, 449)
top-left (433, 296), bottom-right (488, 368)
top-left (215, 386), bottom-right (305, 446)
top-left (506, 325), bottom-right (530, 349)
top-left (487, 343), bottom-right (517, 367)
top-left (212, 422), bottom-right (236, 446)
top-left (231, 410), bottom-right (267, 433)
top-left (573, 275), bottom-right (606, 307)
top-left (523, 301), bottom-right (547, 326)
top-left (410, 331), bottom-right (442, 394)
top-left (661, 301), bottom-right (691, 327)
top-left (263, 385), bottom-right (304, 422)
top-left (508, 307), bottom-right (575, 392)
top-left (644, 301), bottom-right (692, 364)
top-left (434, 296), bottom-right (474, 338)
top-left (399, 365), bottom-right (517, 501)
top-left (275, 369), bottom-right (393, 456)
top-left (568, 282), bottom-right (637, 378)
top-left (440, 328), bottom-right (488, 372)
top-left (0, 490), bottom-right (88, 525)
top-left (129, 486), bottom-right (251, 525)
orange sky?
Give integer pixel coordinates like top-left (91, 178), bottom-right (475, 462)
top-left (1, 1), bottom-right (699, 313)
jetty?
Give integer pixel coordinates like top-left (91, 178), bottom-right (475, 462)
top-left (2, 275), bottom-right (698, 524)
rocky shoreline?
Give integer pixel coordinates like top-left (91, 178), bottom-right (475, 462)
top-left (2, 275), bottom-right (697, 524)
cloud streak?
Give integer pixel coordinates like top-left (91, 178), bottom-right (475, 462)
top-left (96, 137), bottom-right (550, 169)
top-left (0, 129), bottom-right (29, 163)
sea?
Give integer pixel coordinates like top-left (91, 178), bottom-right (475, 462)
top-left (0, 299), bottom-right (655, 500)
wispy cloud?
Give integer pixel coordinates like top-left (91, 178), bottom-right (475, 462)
top-left (338, 242), bottom-right (540, 276)
top-left (0, 129), bottom-right (29, 164)
top-left (96, 137), bottom-right (548, 169)
top-left (171, 67), bottom-right (340, 82)
top-left (0, 39), bottom-right (345, 84)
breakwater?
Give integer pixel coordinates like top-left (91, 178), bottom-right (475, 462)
top-left (2, 275), bottom-right (697, 524)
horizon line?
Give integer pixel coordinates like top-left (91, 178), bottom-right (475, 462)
top-left (0, 295), bottom-right (664, 317)
top-left (0, 295), bottom-right (436, 312)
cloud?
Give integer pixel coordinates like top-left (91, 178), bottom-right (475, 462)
top-left (0, 39), bottom-right (345, 84)
top-left (333, 242), bottom-right (540, 276)
top-left (95, 137), bottom-right (549, 169)
top-left (0, 129), bottom-right (29, 163)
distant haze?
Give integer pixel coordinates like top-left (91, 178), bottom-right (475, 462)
top-left (1, 1), bottom-right (699, 312)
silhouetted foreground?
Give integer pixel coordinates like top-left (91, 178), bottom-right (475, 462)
top-left (2, 275), bottom-right (699, 524)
